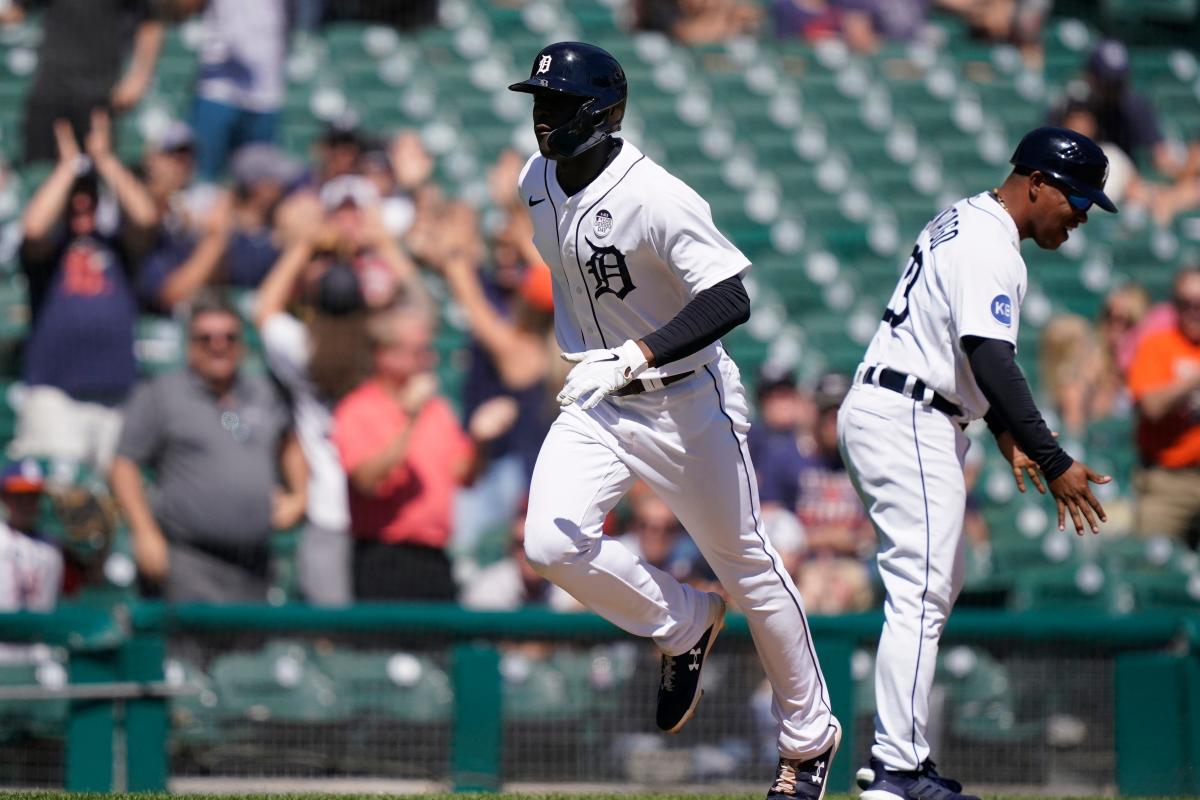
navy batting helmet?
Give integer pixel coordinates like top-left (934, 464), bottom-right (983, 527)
top-left (508, 41), bottom-right (627, 159)
top-left (1010, 126), bottom-right (1117, 213)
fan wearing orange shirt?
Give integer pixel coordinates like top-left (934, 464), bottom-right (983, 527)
top-left (1127, 267), bottom-right (1200, 545)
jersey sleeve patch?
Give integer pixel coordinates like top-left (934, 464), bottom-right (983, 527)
top-left (990, 294), bottom-right (1013, 326)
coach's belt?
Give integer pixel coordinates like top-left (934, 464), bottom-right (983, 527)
top-left (615, 370), bottom-right (695, 397)
top-left (862, 366), bottom-right (964, 418)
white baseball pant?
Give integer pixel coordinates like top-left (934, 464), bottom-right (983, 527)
top-left (524, 352), bottom-right (838, 759)
top-left (837, 381), bottom-right (970, 771)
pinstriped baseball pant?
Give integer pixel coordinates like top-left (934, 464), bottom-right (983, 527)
top-left (838, 382), bottom-right (970, 771)
top-left (523, 351), bottom-right (838, 759)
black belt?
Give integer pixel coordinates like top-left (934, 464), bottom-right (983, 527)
top-left (615, 370), bottom-right (695, 397)
top-left (863, 366), bottom-right (963, 418)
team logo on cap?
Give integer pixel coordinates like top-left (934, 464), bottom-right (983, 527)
top-left (537, 55), bottom-right (553, 74)
top-left (593, 209), bottom-right (613, 238)
top-left (990, 294), bottom-right (1013, 326)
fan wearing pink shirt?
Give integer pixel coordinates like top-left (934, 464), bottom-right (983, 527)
top-left (332, 306), bottom-right (476, 601)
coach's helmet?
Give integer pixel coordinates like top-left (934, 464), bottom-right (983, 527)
top-left (508, 41), bottom-right (627, 159)
top-left (1010, 126), bottom-right (1117, 213)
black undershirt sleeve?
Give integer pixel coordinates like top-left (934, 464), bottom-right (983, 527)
top-left (983, 406), bottom-right (1007, 438)
top-left (962, 335), bottom-right (1074, 481)
top-left (642, 275), bottom-right (750, 367)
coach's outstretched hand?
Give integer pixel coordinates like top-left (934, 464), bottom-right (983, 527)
top-left (1048, 461), bottom-right (1111, 535)
top-left (557, 339), bottom-right (649, 410)
top-left (996, 431), bottom-right (1047, 494)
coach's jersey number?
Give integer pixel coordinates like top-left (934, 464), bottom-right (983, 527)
top-left (882, 245), bottom-right (923, 328)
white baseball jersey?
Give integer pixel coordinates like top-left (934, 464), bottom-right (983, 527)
top-left (518, 140), bottom-right (750, 379)
top-left (839, 191), bottom-right (1029, 773)
top-left (519, 138), bottom-right (839, 761)
top-left (861, 191), bottom-right (1027, 420)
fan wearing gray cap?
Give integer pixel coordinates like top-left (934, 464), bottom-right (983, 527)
top-left (141, 121), bottom-right (198, 229)
top-left (223, 143), bottom-right (302, 283)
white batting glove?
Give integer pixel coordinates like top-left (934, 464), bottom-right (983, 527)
top-left (557, 339), bottom-right (650, 410)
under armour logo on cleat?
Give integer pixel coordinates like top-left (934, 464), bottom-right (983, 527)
top-left (688, 647), bottom-right (702, 671)
top-left (528, 196), bottom-right (545, 207)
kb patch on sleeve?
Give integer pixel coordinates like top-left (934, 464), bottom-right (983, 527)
top-left (990, 294), bottom-right (1013, 326)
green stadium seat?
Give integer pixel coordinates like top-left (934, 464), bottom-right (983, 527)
top-left (1103, 0), bottom-right (1198, 26)
top-left (938, 647), bottom-right (1041, 743)
top-left (1123, 569), bottom-right (1200, 610)
top-left (313, 649), bottom-right (452, 723)
top-left (0, 658), bottom-right (68, 741)
top-left (1097, 534), bottom-right (1185, 573)
top-left (168, 655), bottom-right (222, 747)
top-left (135, 316), bottom-right (184, 375)
top-left (990, 530), bottom-right (1074, 574)
top-left (565, 0), bottom-right (622, 35)
top-left (322, 22), bottom-right (371, 60)
top-left (1010, 563), bottom-right (1134, 613)
top-left (209, 641), bottom-right (340, 723)
top-left (504, 648), bottom-right (631, 721)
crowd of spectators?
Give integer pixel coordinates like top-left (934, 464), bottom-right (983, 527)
top-left (635, 0), bottom-right (1052, 63)
top-left (1037, 269), bottom-right (1200, 551)
top-left (0, 1), bottom-right (1196, 621)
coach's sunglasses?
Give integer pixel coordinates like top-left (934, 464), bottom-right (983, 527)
top-left (1046, 177), bottom-right (1094, 212)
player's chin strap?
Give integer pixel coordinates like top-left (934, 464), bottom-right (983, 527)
top-left (546, 98), bottom-right (620, 159)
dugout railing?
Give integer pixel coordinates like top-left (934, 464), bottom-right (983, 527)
top-left (0, 603), bottom-right (1196, 796)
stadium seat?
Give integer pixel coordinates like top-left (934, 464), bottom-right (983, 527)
top-left (0, 658), bottom-right (68, 741)
top-left (1010, 563), bottom-right (1135, 614)
top-left (938, 647), bottom-right (1042, 744)
top-left (208, 641), bottom-right (340, 723)
top-left (313, 649), bottom-right (453, 723)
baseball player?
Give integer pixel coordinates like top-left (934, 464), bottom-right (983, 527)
top-left (839, 127), bottom-right (1116, 800)
top-left (509, 42), bottom-right (841, 799)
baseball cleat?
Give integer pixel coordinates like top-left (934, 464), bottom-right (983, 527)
top-left (765, 719), bottom-right (841, 800)
top-left (655, 593), bottom-right (725, 733)
top-left (856, 759), bottom-right (962, 792)
top-left (859, 757), bottom-right (978, 800)
top-left (919, 759), bottom-right (965, 793)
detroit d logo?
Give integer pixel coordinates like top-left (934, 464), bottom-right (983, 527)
top-left (584, 238), bottom-right (635, 300)
top-left (537, 55), bottom-right (553, 74)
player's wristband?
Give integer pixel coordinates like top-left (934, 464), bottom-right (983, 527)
top-left (617, 338), bottom-right (649, 379)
